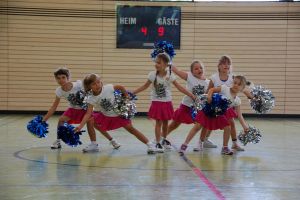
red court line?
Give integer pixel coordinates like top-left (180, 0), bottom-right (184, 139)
top-left (192, 167), bottom-right (226, 200)
top-left (175, 145), bottom-right (226, 200)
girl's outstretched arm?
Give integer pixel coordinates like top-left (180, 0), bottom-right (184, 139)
top-left (132, 80), bottom-right (152, 95)
top-left (43, 96), bottom-right (60, 121)
top-left (75, 104), bottom-right (93, 132)
top-left (173, 80), bottom-right (196, 100)
top-left (171, 65), bottom-right (188, 81)
top-left (243, 87), bottom-right (254, 99)
top-left (206, 79), bottom-right (214, 93)
top-left (114, 85), bottom-right (129, 98)
top-left (235, 105), bottom-right (249, 132)
top-left (207, 86), bottom-right (221, 103)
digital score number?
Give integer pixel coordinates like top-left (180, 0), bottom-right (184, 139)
top-left (116, 6), bottom-right (181, 49)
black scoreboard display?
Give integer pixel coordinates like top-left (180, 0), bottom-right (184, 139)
top-left (116, 6), bottom-right (181, 49)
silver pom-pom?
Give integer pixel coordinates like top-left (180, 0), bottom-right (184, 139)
top-left (67, 90), bottom-right (88, 110)
top-left (113, 90), bottom-right (137, 119)
top-left (193, 94), bottom-right (208, 111)
top-left (238, 125), bottom-right (262, 146)
top-left (250, 85), bottom-right (275, 114)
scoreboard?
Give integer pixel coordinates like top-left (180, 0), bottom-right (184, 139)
top-left (116, 6), bottom-right (181, 49)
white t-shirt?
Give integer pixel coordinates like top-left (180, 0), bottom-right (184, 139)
top-left (182, 72), bottom-right (209, 107)
top-left (87, 84), bottom-right (118, 117)
top-left (220, 85), bottom-right (241, 107)
top-left (55, 80), bottom-right (84, 109)
top-left (148, 71), bottom-right (176, 102)
top-left (210, 73), bottom-right (234, 87)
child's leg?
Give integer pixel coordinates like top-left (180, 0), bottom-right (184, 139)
top-left (123, 124), bottom-right (157, 154)
top-left (229, 119), bottom-right (244, 151)
top-left (123, 124), bottom-right (149, 144)
top-left (161, 120), bottom-right (168, 138)
top-left (223, 126), bottom-right (231, 147)
top-left (89, 118), bottom-right (121, 149)
top-left (165, 120), bottom-right (181, 137)
top-left (81, 117), bottom-right (99, 152)
top-left (200, 127), bottom-right (208, 142)
top-left (179, 123), bottom-right (202, 153)
top-left (221, 126), bottom-right (233, 155)
top-left (202, 129), bottom-right (217, 148)
top-left (155, 120), bottom-right (163, 143)
top-left (184, 123), bottom-right (202, 145)
top-left (161, 120), bottom-right (172, 149)
top-left (87, 117), bottom-right (97, 142)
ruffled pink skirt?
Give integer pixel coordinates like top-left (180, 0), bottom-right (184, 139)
top-left (195, 111), bottom-right (230, 130)
top-left (92, 112), bottom-right (131, 131)
top-left (63, 108), bottom-right (86, 124)
top-left (173, 104), bottom-right (194, 124)
top-left (148, 101), bottom-right (174, 120)
top-left (224, 107), bottom-right (238, 120)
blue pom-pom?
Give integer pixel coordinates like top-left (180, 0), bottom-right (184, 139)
top-left (127, 91), bottom-right (138, 101)
top-left (190, 107), bottom-right (197, 121)
top-left (27, 115), bottom-right (48, 138)
top-left (202, 93), bottom-right (231, 118)
top-left (57, 123), bottom-right (82, 147)
top-left (151, 41), bottom-right (176, 61)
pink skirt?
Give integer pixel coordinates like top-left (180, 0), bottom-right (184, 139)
top-left (195, 111), bottom-right (230, 130)
top-left (173, 104), bottom-right (194, 124)
top-left (63, 108), bottom-right (86, 124)
top-left (225, 107), bottom-right (238, 120)
top-left (92, 112), bottom-right (131, 132)
top-left (148, 101), bottom-right (174, 120)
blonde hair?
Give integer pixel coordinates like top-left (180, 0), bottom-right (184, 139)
top-left (190, 60), bottom-right (205, 74)
top-left (156, 53), bottom-right (170, 65)
top-left (233, 75), bottom-right (247, 90)
top-left (218, 55), bottom-right (232, 73)
top-left (83, 73), bottom-right (100, 92)
top-left (154, 53), bottom-right (171, 87)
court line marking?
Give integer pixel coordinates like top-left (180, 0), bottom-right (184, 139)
top-left (13, 146), bottom-right (300, 171)
top-left (174, 145), bottom-right (226, 200)
top-left (13, 147), bottom-right (192, 171)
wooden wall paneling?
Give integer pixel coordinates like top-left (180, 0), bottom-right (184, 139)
top-left (0, 0), bottom-right (8, 110)
top-left (286, 12), bottom-right (300, 114)
top-left (1, 1), bottom-right (300, 115)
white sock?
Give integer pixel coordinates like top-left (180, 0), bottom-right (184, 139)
top-left (91, 141), bottom-right (97, 145)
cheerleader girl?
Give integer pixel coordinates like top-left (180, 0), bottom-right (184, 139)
top-left (203, 55), bottom-right (249, 152)
top-left (194, 75), bottom-right (249, 155)
top-left (75, 73), bottom-right (157, 154)
top-left (42, 67), bottom-right (119, 150)
top-left (133, 53), bottom-right (195, 153)
top-left (161, 61), bottom-right (209, 150)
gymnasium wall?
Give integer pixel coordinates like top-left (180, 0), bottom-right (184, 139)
top-left (0, 0), bottom-right (300, 114)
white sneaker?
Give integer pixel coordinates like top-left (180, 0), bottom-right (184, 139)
top-left (110, 139), bottom-right (121, 149)
top-left (147, 143), bottom-right (157, 154)
top-left (193, 142), bottom-right (203, 152)
top-left (203, 139), bottom-right (217, 148)
top-left (155, 143), bottom-right (165, 153)
top-left (82, 143), bottom-right (99, 153)
top-left (161, 138), bottom-right (172, 150)
top-left (179, 144), bottom-right (188, 155)
top-left (51, 139), bottom-right (62, 149)
top-left (231, 143), bottom-right (245, 151)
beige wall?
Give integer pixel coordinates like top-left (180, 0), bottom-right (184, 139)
top-left (0, 0), bottom-right (300, 114)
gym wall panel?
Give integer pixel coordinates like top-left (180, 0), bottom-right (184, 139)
top-left (0, 1), bottom-right (299, 115)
